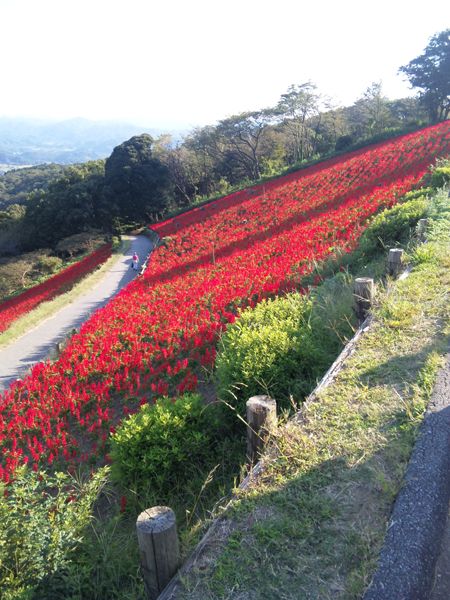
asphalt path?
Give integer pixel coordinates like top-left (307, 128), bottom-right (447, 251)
top-left (0, 235), bottom-right (154, 393)
top-left (364, 349), bottom-right (450, 600)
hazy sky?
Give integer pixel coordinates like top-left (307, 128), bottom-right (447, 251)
top-left (1, 0), bottom-right (448, 130)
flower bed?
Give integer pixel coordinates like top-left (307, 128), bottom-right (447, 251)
top-left (0, 122), bottom-right (449, 481)
top-left (0, 243), bottom-right (112, 334)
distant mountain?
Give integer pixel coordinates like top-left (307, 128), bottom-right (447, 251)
top-left (0, 117), bottom-right (172, 166)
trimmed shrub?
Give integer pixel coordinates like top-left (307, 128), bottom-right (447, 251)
top-left (215, 294), bottom-right (331, 413)
top-left (356, 195), bottom-right (428, 260)
top-left (110, 394), bottom-right (222, 497)
top-left (430, 163), bottom-right (450, 189)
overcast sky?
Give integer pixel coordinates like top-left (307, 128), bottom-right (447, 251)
top-left (1, 0), bottom-right (448, 130)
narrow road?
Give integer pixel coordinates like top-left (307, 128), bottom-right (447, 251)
top-left (431, 504), bottom-right (450, 599)
top-left (0, 235), bottom-right (154, 393)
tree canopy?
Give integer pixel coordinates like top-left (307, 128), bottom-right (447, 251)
top-left (0, 77), bottom-right (432, 256)
top-left (399, 29), bottom-right (450, 122)
top-left (21, 161), bottom-right (105, 249)
top-left (103, 134), bottom-right (172, 224)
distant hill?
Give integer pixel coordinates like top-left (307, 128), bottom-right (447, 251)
top-left (0, 117), bottom-right (167, 166)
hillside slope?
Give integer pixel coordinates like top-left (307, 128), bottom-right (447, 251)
top-left (160, 186), bottom-right (450, 599)
top-left (0, 121), bottom-right (449, 481)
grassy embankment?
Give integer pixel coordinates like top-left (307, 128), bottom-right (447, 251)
top-left (170, 186), bottom-right (450, 599)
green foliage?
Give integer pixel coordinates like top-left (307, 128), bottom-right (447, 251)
top-left (20, 161), bottom-right (106, 250)
top-left (31, 512), bottom-right (143, 600)
top-left (356, 195), bottom-right (428, 259)
top-left (335, 135), bottom-right (353, 151)
top-left (430, 163), bottom-right (450, 189)
top-left (426, 187), bottom-right (450, 241)
top-left (0, 204), bottom-right (26, 229)
top-left (399, 29), bottom-right (450, 122)
top-left (0, 164), bottom-right (68, 209)
top-left (411, 243), bottom-right (438, 267)
top-left (110, 394), bottom-right (222, 497)
top-left (0, 249), bottom-right (54, 300)
top-left (216, 292), bottom-right (348, 413)
top-left (36, 254), bottom-right (64, 274)
top-left (103, 134), bottom-right (173, 225)
top-left (0, 231), bottom-right (107, 302)
top-left (0, 467), bottom-right (108, 600)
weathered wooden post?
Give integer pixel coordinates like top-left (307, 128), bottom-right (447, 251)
top-left (246, 395), bottom-right (277, 464)
top-left (417, 218), bottom-right (428, 242)
top-left (136, 506), bottom-right (180, 600)
top-left (353, 277), bottom-right (374, 323)
top-left (387, 248), bottom-right (404, 278)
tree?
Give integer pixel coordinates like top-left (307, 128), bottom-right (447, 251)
top-left (275, 82), bottom-right (321, 163)
top-left (215, 110), bottom-right (275, 181)
top-left (102, 134), bottom-right (173, 224)
top-left (20, 161), bottom-right (105, 249)
top-left (347, 82), bottom-right (392, 139)
top-left (399, 29), bottom-right (450, 122)
top-left (387, 97), bottom-right (424, 124)
top-left (153, 134), bottom-right (206, 206)
top-left (317, 106), bottom-right (350, 153)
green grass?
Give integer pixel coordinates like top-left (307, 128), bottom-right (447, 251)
top-left (172, 191), bottom-right (450, 599)
top-left (0, 237), bottom-right (132, 349)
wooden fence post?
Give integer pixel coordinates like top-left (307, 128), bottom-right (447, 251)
top-left (387, 248), bottom-right (404, 278)
top-left (136, 506), bottom-right (180, 600)
top-left (246, 395), bottom-right (277, 464)
top-left (353, 277), bottom-right (374, 323)
top-left (417, 218), bottom-right (428, 242)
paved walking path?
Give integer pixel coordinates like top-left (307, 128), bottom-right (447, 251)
top-left (431, 503), bottom-right (450, 599)
top-left (0, 235), bottom-right (154, 393)
top-left (364, 350), bottom-right (450, 600)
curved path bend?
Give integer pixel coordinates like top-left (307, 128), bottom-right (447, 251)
top-left (0, 235), bottom-right (154, 393)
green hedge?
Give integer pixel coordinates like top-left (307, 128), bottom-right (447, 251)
top-left (110, 394), bottom-right (223, 497)
top-left (215, 293), bottom-right (341, 413)
top-left (430, 163), bottom-right (450, 189)
top-left (356, 194), bottom-right (428, 260)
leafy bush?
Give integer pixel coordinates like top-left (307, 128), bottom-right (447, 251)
top-left (31, 512), bottom-right (144, 600)
top-left (110, 394), bottom-right (222, 497)
top-left (356, 195), bottom-right (428, 260)
top-left (37, 255), bottom-right (63, 274)
top-left (430, 162), bottom-right (450, 189)
top-left (0, 467), bottom-right (108, 600)
top-left (215, 294), bottom-right (333, 413)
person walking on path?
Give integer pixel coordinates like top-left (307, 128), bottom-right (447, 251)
top-left (0, 234), bottom-right (154, 393)
top-left (132, 252), bottom-right (139, 271)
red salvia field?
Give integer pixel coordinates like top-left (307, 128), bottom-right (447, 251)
top-left (0, 243), bottom-right (112, 334)
top-left (0, 122), bottom-right (449, 481)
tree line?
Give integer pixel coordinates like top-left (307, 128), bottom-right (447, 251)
top-left (0, 28), bottom-right (448, 256)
